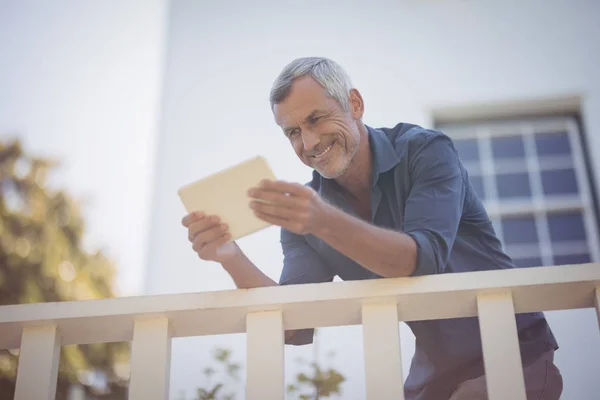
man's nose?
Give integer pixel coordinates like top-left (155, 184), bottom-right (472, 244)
top-left (302, 129), bottom-right (320, 153)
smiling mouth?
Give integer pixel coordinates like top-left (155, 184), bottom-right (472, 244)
top-left (311, 142), bottom-right (334, 158)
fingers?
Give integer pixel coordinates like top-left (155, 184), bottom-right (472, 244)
top-left (249, 201), bottom-right (299, 221)
top-left (253, 209), bottom-right (303, 234)
top-left (248, 181), bottom-right (313, 216)
top-left (182, 211), bottom-right (232, 261)
top-left (264, 180), bottom-right (305, 195)
top-left (183, 212), bottom-right (228, 245)
top-left (192, 224), bottom-right (229, 252)
top-left (252, 209), bottom-right (289, 227)
top-left (191, 221), bottom-right (228, 246)
top-left (248, 188), bottom-right (308, 208)
top-left (188, 216), bottom-right (223, 240)
top-left (182, 211), bottom-right (205, 227)
top-left (252, 180), bottom-right (307, 197)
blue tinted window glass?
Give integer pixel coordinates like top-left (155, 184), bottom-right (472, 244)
top-left (547, 212), bottom-right (586, 242)
top-left (541, 169), bottom-right (579, 195)
top-left (496, 173), bottom-right (531, 198)
top-left (491, 135), bottom-right (525, 159)
top-left (535, 132), bottom-right (571, 156)
top-left (513, 258), bottom-right (543, 268)
top-left (469, 176), bottom-right (485, 199)
top-left (501, 216), bottom-right (538, 244)
top-left (553, 253), bottom-right (591, 265)
top-left (453, 139), bottom-right (480, 162)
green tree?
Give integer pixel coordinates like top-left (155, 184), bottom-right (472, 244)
top-left (0, 138), bottom-right (129, 399)
top-left (194, 347), bottom-right (242, 400)
top-left (286, 329), bottom-right (346, 400)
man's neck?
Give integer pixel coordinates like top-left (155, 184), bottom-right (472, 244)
top-left (335, 124), bottom-right (372, 200)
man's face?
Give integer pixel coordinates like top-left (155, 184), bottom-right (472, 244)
top-left (273, 76), bottom-right (362, 179)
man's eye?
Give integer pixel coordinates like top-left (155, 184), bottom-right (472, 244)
top-left (289, 129), bottom-right (300, 137)
top-left (310, 116), bottom-right (321, 124)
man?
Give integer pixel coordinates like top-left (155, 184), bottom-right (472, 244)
top-left (182, 57), bottom-right (563, 399)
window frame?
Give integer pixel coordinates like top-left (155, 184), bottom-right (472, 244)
top-left (434, 114), bottom-right (600, 266)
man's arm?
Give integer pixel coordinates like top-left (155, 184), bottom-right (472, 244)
top-left (220, 249), bottom-right (302, 345)
top-left (315, 135), bottom-right (466, 277)
top-left (219, 230), bottom-right (334, 346)
top-left (312, 207), bottom-right (417, 278)
top-left (182, 210), bottom-right (324, 345)
top-left (277, 228), bottom-right (335, 345)
top-left (220, 245), bottom-right (279, 289)
top-left (249, 134), bottom-right (466, 278)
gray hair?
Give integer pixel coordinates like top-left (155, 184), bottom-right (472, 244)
top-left (269, 57), bottom-right (353, 111)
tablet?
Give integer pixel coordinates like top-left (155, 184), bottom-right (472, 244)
top-left (177, 156), bottom-right (277, 241)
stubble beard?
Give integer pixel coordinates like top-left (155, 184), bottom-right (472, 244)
top-left (317, 139), bottom-right (360, 179)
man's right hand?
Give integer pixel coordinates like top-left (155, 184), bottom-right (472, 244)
top-left (182, 212), bottom-right (239, 263)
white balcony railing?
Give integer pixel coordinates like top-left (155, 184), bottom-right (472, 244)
top-left (1, 263), bottom-right (599, 400)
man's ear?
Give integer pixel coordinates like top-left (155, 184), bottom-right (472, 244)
top-left (348, 88), bottom-right (364, 120)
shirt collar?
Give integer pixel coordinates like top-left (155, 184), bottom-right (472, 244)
top-left (366, 125), bottom-right (401, 187)
top-left (314, 124), bottom-right (401, 198)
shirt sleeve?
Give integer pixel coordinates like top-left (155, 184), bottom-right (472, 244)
top-left (403, 134), bottom-right (467, 276)
top-left (279, 227), bottom-right (335, 345)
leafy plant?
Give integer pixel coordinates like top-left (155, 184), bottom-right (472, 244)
top-left (287, 358), bottom-right (345, 399)
top-left (0, 138), bottom-right (129, 399)
top-left (287, 329), bottom-right (346, 399)
top-left (195, 348), bottom-right (242, 400)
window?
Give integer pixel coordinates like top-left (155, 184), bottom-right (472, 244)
top-left (436, 115), bottom-right (599, 267)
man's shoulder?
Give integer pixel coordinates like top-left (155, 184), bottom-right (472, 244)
top-left (377, 122), bottom-right (451, 155)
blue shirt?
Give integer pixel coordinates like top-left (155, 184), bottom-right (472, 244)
top-left (279, 123), bottom-right (558, 400)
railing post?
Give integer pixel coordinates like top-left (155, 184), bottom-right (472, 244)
top-left (14, 325), bottom-right (61, 400)
top-left (362, 302), bottom-right (404, 400)
top-left (129, 317), bottom-right (172, 400)
top-left (246, 310), bottom-right (284, 399)
top-left (477, 292), bottom-right (526, 400)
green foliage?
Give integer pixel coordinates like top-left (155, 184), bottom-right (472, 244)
top-left (287, 330), bottom-right (346, 400)
top-left (0, 139), bottom-right (129, 398)
top-left (191, 343), bottom-right (346, 400)
top-left (194, 347), bottom-right (242, 400)
top-left (287, 358), bottom-right (345, 399)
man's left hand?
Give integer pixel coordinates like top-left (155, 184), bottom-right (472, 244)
top-left (248, 180), bottom-right (330, 235)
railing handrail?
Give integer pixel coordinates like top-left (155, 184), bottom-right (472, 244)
top-left (1, 263), bottom-right (598, 349)
top-left (4, 263), bottom-right (600, 400)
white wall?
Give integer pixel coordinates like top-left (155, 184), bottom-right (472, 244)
top-left (147, 0), bottom-right (600, 399)
top-left (0, 0), bottom-right (168, 296)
